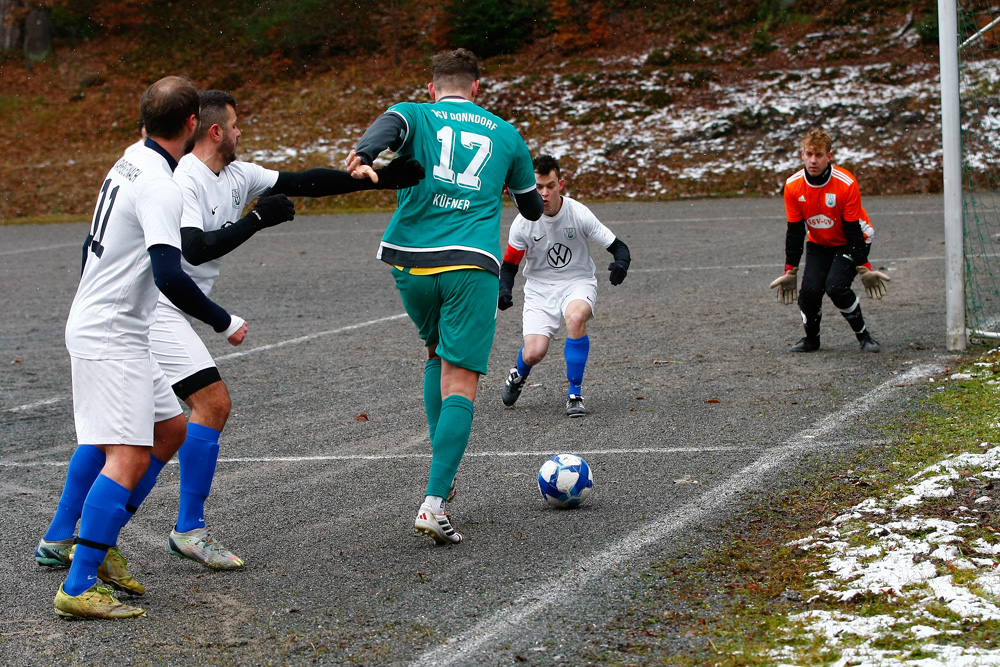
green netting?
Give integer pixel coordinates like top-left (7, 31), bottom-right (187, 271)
top-left (959, 3), bottom-right (1000, 338)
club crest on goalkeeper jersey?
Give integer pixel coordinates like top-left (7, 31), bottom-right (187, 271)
top-left (783, 165), bottom-right (873, 247)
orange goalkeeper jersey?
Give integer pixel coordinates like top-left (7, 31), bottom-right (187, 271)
top-left (784, 165), bottom-right (873, 247)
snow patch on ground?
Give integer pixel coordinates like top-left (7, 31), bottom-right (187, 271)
top-left (772, 430), bottom-right (1000, 665)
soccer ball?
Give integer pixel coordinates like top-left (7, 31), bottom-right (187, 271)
top-left (537, 454), bottom-right (593, 508)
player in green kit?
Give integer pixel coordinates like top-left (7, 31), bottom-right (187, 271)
top-left (347, 48), bottom-right (543, 545)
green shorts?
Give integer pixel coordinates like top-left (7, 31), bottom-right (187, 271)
top-left (392, 267), bottom-right (498, 375)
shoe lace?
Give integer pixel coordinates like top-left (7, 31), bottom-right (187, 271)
top-left (195, 533), bottom-right (230, 555)
top-left (93, 585), bottom-right (116, 600)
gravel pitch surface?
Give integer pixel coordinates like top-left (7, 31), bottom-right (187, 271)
top-left (0, 195), bottom-right (952, 665)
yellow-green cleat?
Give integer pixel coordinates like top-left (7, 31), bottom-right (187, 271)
top-left (98, 547), bottom-right (145, 596)
top-left (54, 583), bottom-right (146, 619)
top-left (68, 545), bottom-right (146, 596)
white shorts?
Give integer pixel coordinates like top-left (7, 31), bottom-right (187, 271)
top-left (150, 302), bottom-right (216, 384)
top-left (70, 353), bottom-right (182, 446)
top-left (522, 279), bottom-right (597, 338)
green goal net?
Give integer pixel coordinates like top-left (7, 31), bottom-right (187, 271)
top-left (959, 3), bottom-right (1000, 340)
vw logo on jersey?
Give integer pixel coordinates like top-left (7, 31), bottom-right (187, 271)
top-left (232, 189), bottom-right (241, 208)
top-left (564, 227), bottom-right (576, 240)
top-left (547, 243), bottom-right (572, 269)
top-left (825, 193), bottom-right (836, 208)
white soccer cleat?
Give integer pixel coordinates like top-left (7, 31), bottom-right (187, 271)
top-left (414, 502), bottom-right (463, 544)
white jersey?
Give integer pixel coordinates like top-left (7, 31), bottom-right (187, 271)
top-left (65, 145), bottom-right (184, 359)
top-left (508, 196), bottom-right (616, 284)
top-left (124, 139), bottom-right (145, 155)
top-left (166, 154), bottom-right (278, 299)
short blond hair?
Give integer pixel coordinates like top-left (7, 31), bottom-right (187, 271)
top-left (800, 129), bottom-right (833, 154)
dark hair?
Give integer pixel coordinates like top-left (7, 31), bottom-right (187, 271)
top-left (533, 154), bottom-right (560, 178)
top-left (431, 48), bottom-right (480, 90)
top-left (195, 90), bottom-right (237, 143)
top-left (140, 76), bottom-right (199, 140)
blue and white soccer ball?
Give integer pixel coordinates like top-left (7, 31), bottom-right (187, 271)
top-left (537, 454), bottom-right (593, 508)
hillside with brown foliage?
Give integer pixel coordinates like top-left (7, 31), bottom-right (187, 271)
top-left (0, 0), bottom-right (941, 223)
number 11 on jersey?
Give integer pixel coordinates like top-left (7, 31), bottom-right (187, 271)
top-left (88, 178), bottom-right (119, 259)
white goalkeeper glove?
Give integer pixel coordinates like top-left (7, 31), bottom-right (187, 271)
top-left (856, 265), bottom-right (890, 300)
top-left (769, 266), bottom-right (798, 305)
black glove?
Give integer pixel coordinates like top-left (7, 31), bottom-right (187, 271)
top-left (376, 157), bottom-right (425, 190)
top-left (250, 194), bottom-right (295, 228)
top-left (608, 261), bottom-right (628, 286)
top-left (498, 291), bottom-right (513, 311)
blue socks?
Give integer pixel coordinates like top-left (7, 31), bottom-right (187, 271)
top-left (64, 474), bottom-right (129, 596)
top-left (120, 454), bottom-right (168, 527)
top-left (423, 359), bottom-right (443, 444)
top-left (564, 335), bottom-right (590, 396)
top-left (516, 346), bottom-right (532, 379)
top-left (45, 445), bottom-right (105, 542)
top-left (176, 423), bottom-right (221, 533)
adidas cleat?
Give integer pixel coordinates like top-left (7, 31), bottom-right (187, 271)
top-left (414, 502), bottom-right (463, 544)
top-left (501, 369), bottom-right (524, 407)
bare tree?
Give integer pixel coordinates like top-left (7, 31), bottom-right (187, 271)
top-left (0, 0), bottom-right (23, 52)
top-left (23, 2), bottom-right (52, 68)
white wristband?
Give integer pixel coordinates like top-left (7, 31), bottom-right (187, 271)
top-left (223, 315), bottom-right (245, 338)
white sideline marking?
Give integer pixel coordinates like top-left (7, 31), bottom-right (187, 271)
top-left (635, 254), bottom-right (945, 273)
top-left (409, 364), bottom-right (939, 667)
top-left (0, 446), bottom-right (742, 469)
top-left (600, 209), bottom-right (943, 226)
top-left (214, 313), bottom-right (408, 361)
top-left (0, 207), bottom-right (943, 257)
top-left (7, 397), bottom-right (64, 412)
top-left (0, 242), bottom-right (80, 257)
top-left (2, 314), bottom-right (410, 413)
top-left (219, 446), bottom-right (743, 464)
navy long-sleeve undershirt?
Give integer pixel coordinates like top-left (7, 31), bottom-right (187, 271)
top-left (148, 244), bottom-right (231, 332)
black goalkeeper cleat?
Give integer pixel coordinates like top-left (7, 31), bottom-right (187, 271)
top-left (788, 337), bottom-right (820, 353)
top-left (857, 331), bottom-right (881, 353)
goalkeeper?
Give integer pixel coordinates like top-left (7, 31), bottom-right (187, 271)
top-left (770, 129), bottom-right (888, 353)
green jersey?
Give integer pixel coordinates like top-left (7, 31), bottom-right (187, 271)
top-left (377, 97), bottom-right (536, 275)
